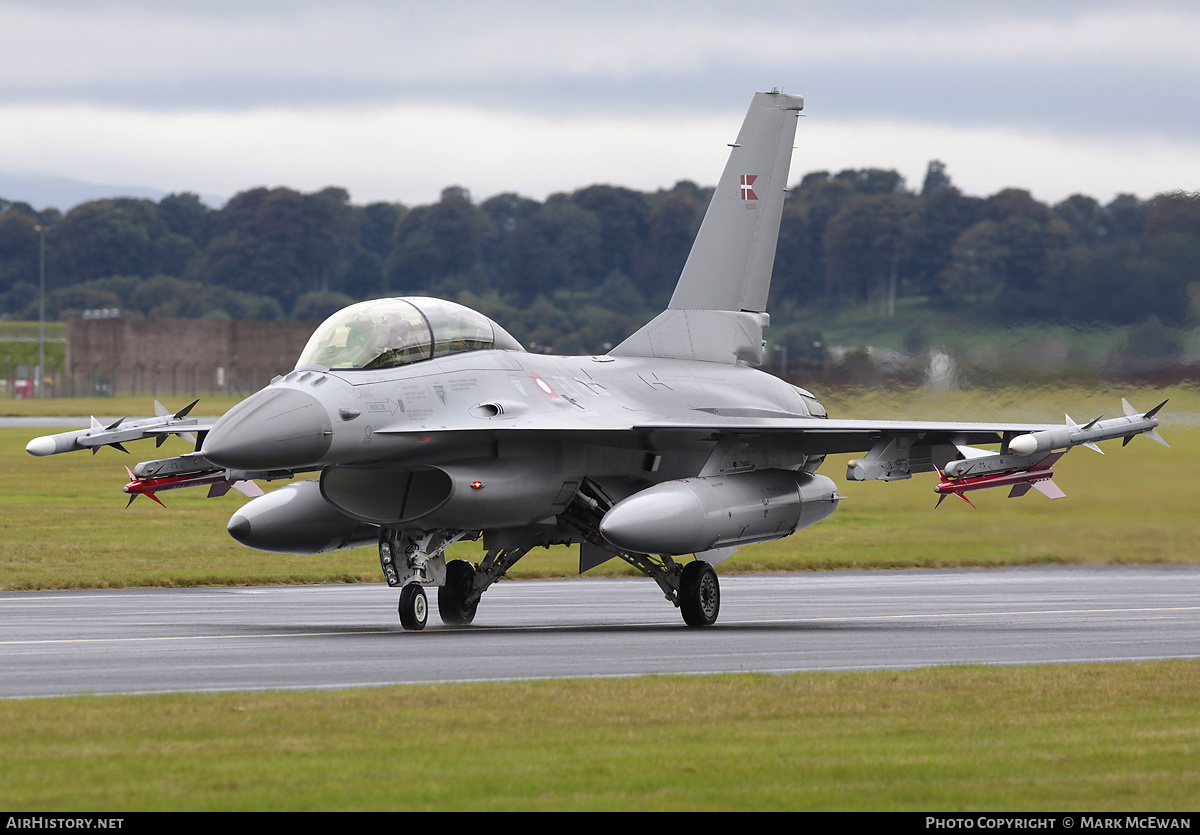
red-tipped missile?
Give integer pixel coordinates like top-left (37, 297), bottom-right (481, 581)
top-left (122, 466), bottom-right (263, 507)
top-left (934, 452), bottom-right (1066, 508)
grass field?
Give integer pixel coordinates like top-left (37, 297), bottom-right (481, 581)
top-left (4, 383), bottom-right (1198, 811)
top-left (816, 297), bottom-right (1145, 369)
top-left (1, 663), bottom-right (1197, 811)
top-left (0, 323), bottom-right (67, 374)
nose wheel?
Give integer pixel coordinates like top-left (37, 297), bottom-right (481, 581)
top-left (398, 584), bottom-right (428, 631)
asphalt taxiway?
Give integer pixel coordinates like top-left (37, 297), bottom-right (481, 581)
top-left (2, 565), bottom-right (1197, 698)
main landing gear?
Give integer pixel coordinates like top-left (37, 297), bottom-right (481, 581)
top-left (560, 480), bottom-right (722, 627)
top-left (379, 526), bottom-right (723, 630)
top-left (613, 551), bottom-right (721, 627)
top-left (437, 559), bottom-right (479, 625)
top-left (679, 560), bottom-right (720, 627)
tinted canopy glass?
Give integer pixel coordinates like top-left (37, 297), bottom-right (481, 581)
top-left (296, 297), bottom-right (521, 371)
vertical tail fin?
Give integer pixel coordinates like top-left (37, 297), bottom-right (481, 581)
top-left (611, 90), bottom-right (804, 365)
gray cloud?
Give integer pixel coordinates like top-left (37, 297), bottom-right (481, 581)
top-left (3, 1), bottom-right (1195, 139)
top-left (2, 1), bottom-right (1197, 206)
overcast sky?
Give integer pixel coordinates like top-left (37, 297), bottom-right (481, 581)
top-left (2, 0), bottom-right (1198, 209)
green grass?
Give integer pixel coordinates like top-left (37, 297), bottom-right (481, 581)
top-left (1, 662), bottom-right (1196, 811)
top-left (812, 297), bottom-right (1175, 373)
top-left (0, 393), bottom-right (244, 418)
top-left (0, 323), bottom-right (68, 381)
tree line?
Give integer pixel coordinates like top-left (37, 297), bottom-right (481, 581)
top-left (1, 162), bottom-right (1197, 356)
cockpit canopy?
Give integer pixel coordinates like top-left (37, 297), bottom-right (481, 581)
top-left (296, 297), bottom-right (525, 371)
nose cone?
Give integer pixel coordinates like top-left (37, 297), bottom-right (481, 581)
top-left (203, 387), bottom-right (332, 469)
top-left (227, 514), bottom-right (253, 544)
top-left (26, 435), bottom-right (57, 457)
top-left (1007, 434), bottom-right (1037, 456)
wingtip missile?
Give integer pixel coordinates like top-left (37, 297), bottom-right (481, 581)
top-left (1008, 398), bottom-right (1168, 457)
top-left (26, 400), bottom-right (209, 458)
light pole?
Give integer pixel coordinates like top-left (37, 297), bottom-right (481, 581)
top-left (34, 224), bottom-right (46, 398)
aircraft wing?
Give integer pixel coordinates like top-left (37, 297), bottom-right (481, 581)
top-left (631, 396), bottom-right (1167, 456)
top-left (629, 398), bottom-right (1167, 501)
top-left (623, 414), bottom-right (1058, 487)
top-left (366, 410), bottom-right (1074, 495)
top-left (629, 415), bottom-right (1058, 455)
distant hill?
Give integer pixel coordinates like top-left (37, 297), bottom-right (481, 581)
top-left (0, 171), bottom-right (225, 211)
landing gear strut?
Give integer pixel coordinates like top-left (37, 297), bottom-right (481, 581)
top-left (615, 552), bottom-right (721, 627)
top-left (379, 525), bottom-right (534, 630)
top-left (561, 479), bottom-right (723, 627)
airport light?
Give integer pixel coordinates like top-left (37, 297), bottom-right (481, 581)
top-left (34, 224), bottom-right (46, 398)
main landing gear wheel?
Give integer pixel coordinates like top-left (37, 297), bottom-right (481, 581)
top-left (398, 584), bottom-right (428, 631)
top-left (679, 560), bottom-right (720, 627)
top-left (438, 559), bottom-right (479, 625)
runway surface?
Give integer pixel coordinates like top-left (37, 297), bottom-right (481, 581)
top-left (2, 565), bottom-right (1197, 698)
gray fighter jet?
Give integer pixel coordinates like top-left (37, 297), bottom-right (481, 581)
top-left (27, 90), bottom-right (1168, 629)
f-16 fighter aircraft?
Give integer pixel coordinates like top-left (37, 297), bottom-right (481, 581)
top-left (27, 90), bottom-right (1168, 629)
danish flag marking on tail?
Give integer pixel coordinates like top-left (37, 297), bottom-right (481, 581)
top-left (740, 174), bottom-right (758, 200)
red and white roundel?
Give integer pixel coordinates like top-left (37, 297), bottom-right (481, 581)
top-left (529, 372), bottom-right (557, 397)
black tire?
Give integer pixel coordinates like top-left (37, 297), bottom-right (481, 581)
top-left (398, 584), bottom-right (428, 631)
top-left (438, 559), bottom-right (479, 625)
top-left (679, 560), bottom-right (720, 627)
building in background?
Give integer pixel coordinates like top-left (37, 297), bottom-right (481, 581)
top-left (64, 319), bottom-right (316, 398)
